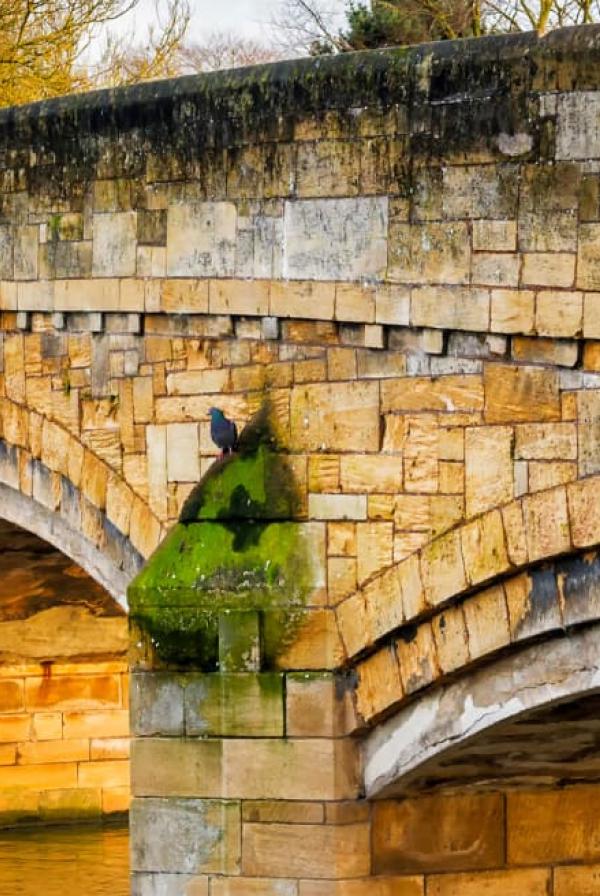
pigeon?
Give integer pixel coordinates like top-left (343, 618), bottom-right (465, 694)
top-left (209, 407), bottom-right (238, 456)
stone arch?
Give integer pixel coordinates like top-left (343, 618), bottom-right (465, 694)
top-left (336, 473), bottom-right (600, 665)
top-left (0, 391), bottom-right (165, 604)
top-left (363, 622), bottom-right (600, 798)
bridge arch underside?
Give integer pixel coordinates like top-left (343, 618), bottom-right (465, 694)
top-left (364, 622), bottom-right (600, 799)
top-left (0, 515), bottom-right (130, 825)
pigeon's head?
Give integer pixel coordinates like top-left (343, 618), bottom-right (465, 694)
top-left (209, 407), bottom-right (225, 422)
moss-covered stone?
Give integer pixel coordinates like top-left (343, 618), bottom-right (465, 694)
top-left (128, 402), bottom-right (315, 669)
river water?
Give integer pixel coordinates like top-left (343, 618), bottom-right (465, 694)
top-left (0, 823), bottom-right (129, 895)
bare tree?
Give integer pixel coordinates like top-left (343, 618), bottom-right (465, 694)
top-left (270, 0), bottom-right (351, 54)
top-left (178, 30), bottom-right (282, 74)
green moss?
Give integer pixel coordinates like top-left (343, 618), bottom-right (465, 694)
top-left (128, 402), bottom-right (314, 669)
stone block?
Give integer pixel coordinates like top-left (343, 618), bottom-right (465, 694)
top-left (271, 281), bottom-right (335, 320)
top-left (421, 530), bottom-right (467, 607)
top-left (328, 557), bottom-right (357, 603)
top-left (398, 554), bottom-right (426, 620)
top-left (535, 290), bottom-right (582, 337)
top-left (167, 202), bottom-right (236, 277)
top-left (465, 426), bottom-right (513, 517)
top-left (490, 289), bottom-right (535, 333)
top-left (472, 219), bottom-right (517, 252)
top-left (132, 873), bottom-right (208, 895)
top-left (528, 460), bottom-right (576, 492)
top-left (521, 252), bottom-right (575, 287)
top-left (356, 522), bottom-right (393, 584)
top-left (131, 797), bottom-right (240, 875)
top-left (390, 223), bottom-right (470, 285)
top-left (210, 279), bottom-right (269, 316)
top-left (39, 788), bottom-right (102, 822)
top-left (463, 584), bottom-right (510, 659)
top-left (523, 488), bottom-right (571, 562)
top-left (578, 223), bottom-right (600, 289)
top-left (242, 820), bottom-right (371, 879)
top-left (427, 869), bottom-right (550, 896)
top-left (471, 252), bottom-right (519, 287)
top-left (92, 212), bottom-right (136, 277)
top-left (376, 286), bottom-right (410, 326)
top-left (583, 293), bottom-right (600, 338)
top-left (356, 646), bottom-right (403, 720)
top-left (396, 622), bottom-right (438, 695)
top-left (432, 604), bottom-right (469, 674)
top-left (514, 422), bottom-right (576, 460)
top-left (286, 673), bottom-right (354, 737)
top-left (159, 279), bottom-right (209, 314)
top-left (568, 478), bottom-right (600, 548)
top-left (328, 522), bottom-right (356, 557)
top-left (577, 391), bottom-right (600, 476)
top-left (443, 164), bottom-right (517, 219)
top-left (382, 376), bottom-right (484, 414)
top-left (62, 709), bottom-right (129, 739)
top-left (335, 284), bottom-right (375, 323)
top-left (78, 759), bottom-right (130, 789)
top-left (372, 793), bottom-right (504, 873)
top-left (512, 335), bottom-right (578, 367)
top-left (505, 569), bottom-right (561, 643)
top-left (25, 674), bottom-right (120, 711)
top-left (219, 610), bottom-right (261, 672)
top-left (460, 511), bottom-right (509, 586)
top-left (309, 494), bottom-right (367, 521)
top-left (283, 198), bottom-right (387, 281)
top-left (483, 364), bottom-right (560, 423)
top-left (185, 673), bottom-right (283, 737)
top-left (507, 786), bottom-right (600, 863)
top-left (14, 226), bottom-right (38, 280)
top-left (166, 423), bottom-right (200, 482)
top-left (130, 673), bottom-right (184, 736)
top-left (212, 880), bottom-right (296, 896)
top-left (554, 865), bottom-right (600, 896)
top-left (411, 286), bottom-right (488, 331)
top-left (298, 879), bottom-right (424, 896)
top-left (291, 381), bottom-right (380, 452)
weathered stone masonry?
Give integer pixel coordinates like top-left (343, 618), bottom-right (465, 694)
top-left (2, 21), bottom-right (600, 892)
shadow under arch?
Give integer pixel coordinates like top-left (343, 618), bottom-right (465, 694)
top-left (0, 481), bottom-right (142, 610)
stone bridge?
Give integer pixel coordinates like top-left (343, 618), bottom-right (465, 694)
top-left (1, 22), bottom-right (600, 894)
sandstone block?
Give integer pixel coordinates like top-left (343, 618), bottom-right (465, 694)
top-left (483, 364), bottom-right (560, 423)
top-left (130, 673), bottom-right (184, 736)
top-left (340, 456), bottom-right (401, 493)
top-left (578, 223), bottom-right (600, 289)
top-left (242, 821), bottom-right (371, 879)
top-left (568, 478), bottom-right (600, 547)
top-left (356, 522), bottom-right (393, 584)
top-left (283, 198), bottom-right (387, 282)
top-left (471, 252), bottom-right (519, 287)
top-left (309, 494), bottom-right (367, 521)
top-left (160, 279), bottom-right (209, 314)
top-left (298, 878), bottom-right (424, 896)
top-left (410, 287), bottom-right (488, 331)
top-left (209, 279), bottom-right (269, 316)
top-left (427, 869), bottom-right (550, 896)
top-left (356, 646), bottom-right (403, 721)
top-left (490, 289), bottom-right (535, 333)
top-left (390, 223), bottom-right (470, 285)
top-left (460, 511), bottom-right (509, 587)
top-left (514, 422), bottom-right (576, 460)
top-left (131, 797), bottom-right (240, 875)
top-left (167, 202), bottom-right (236, 277)
top-left (271, 281), bottom-right (335, 320)
top-left (463, 584), bottom-right (510, 659)
top-left (512, 336), bottom-right (578, 367)
top-left (521, 252), bottom-right (575, 287)
top-left (535, 290), bottom-right (582, 337)
top-left (185, 673), bottom-right (284, 737)
top-left (554, 864), bottom-right (600, 896)
top-left (523, 488), bottom-right (571, 562)
top-left (92, 212), bottom-right (136, 277)
top-left (286, 673), bottom-right (353, 737)
top-left (432, 604), bottom-right (469, 674)
top-left (291, 381), bottom-right (380, 453)
top-left (372, 793), bottom-right (504, 873)
top-left (507, 786), bottom-right (600, 863)
top-left (465, 426), bottom-right (513, 517)
top-left (472, 219), bottom-right (517, 252)
top-left (396, 622), bottom-right (438, 695)
top-left (420, 530), bottom-right (466, 607)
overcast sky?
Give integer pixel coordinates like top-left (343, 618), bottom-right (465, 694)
top-left (108, 0), bottom-right (347, 46)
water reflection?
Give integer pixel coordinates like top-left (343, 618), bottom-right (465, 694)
top-left (0, 823), bottom-right (129, 896)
